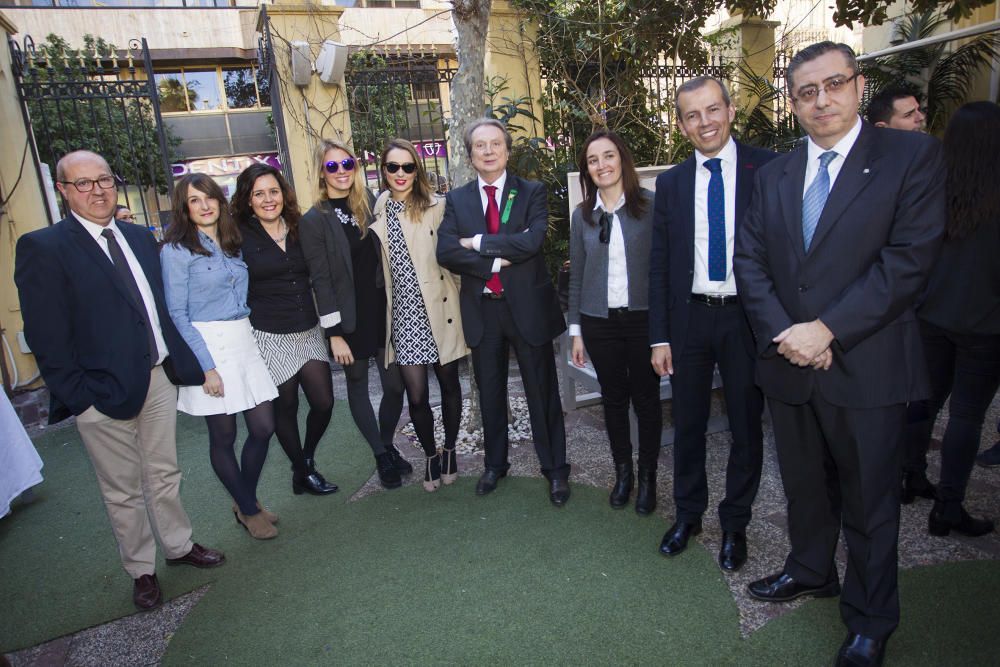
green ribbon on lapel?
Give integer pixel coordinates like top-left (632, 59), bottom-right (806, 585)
top-left (500, 188), bottom-right (517, 226)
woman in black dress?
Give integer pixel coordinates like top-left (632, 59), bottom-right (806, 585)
top-left (231, 164), bottom-right (338, 496)
top-left (301, 139), bottom-right (410, 489)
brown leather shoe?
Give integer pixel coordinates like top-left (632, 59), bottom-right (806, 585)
top-left (133, 573), bottom-right (162, 610)
top-left (166, 543), bottom-right (226, 568)
top-left (233, 502), bottom-right (278, 524)
top-left (235, 510), bottom-right (278, 539)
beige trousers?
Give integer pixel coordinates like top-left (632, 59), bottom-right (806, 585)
top-left (76, 365), bottom-right (193, 578)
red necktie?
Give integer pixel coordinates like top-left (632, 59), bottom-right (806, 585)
top-left (484, 185), bottom-right (503, 294)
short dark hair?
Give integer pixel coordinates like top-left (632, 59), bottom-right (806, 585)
top-left (462, 118), bottom-right (513, 157)
top-left (786, 41), bottom-right (859, 92)
top-left (865, 87), bottom-right (921, 125)
top-left (674, 76), bottom-right (732, 116)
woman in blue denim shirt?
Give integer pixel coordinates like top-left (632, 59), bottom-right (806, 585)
top-left (162, 174), bottom-right (280, 540)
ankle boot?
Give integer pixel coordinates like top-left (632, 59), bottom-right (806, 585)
top-left (929, 501), bottom-right (995, 536)
top-left (233, 502), bottom-right (278, 524)
top-left (293, 460), bottom-right (338, 495)
top-left (609, 461), bottom-right (634, 508)
top-left (375, 452), bottom-right (403, 489)
top-left (386, 445), bottom-right (414, 475)
top-left (635, 466), bottom-right (657, 515)
top-left (235, 509), bottom-right (278, 539)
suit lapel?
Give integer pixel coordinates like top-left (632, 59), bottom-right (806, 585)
top-left (677, 158), bottom-right (696, 275)
top-left (499, 174), bottom-right (518, 235)
top-left (734, 142), bottom-right (755, 226)
top-left (461, 179), bottom-right (486, 232)
top-left (807, 125), bottom-right (877, 254)
top-left (67, 217), bottom-right (142, 311)
top-left (778, 146), bottom-right (808, 261)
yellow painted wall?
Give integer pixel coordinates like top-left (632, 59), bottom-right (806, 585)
top-left (0, 11), bottom-right (50, 391)
top-left (485, 1), bottom-right (545, 140)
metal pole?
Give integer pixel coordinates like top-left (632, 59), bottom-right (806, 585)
top-left (141, 37), bottom-right (174, 201)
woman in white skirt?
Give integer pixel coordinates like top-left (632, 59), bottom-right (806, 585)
top-left (162, 174), bottom-right (280, 540)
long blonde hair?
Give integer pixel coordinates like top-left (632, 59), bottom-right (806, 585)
top-left (314, 138), bottom-right (372, 235)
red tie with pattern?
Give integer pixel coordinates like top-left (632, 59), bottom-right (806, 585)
top-left (484, 185), bottom-right (503, 294)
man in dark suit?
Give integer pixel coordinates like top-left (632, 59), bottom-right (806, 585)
top-left (15, 150), bottom-right (225, 611)
top-left (649, 76), bottom-right (776, 572)
top-left (733, 43), bottom-right (944, 666)
top-left (436, 118), bottom-right (570, 506)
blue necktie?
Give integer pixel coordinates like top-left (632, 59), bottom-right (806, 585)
top-left (802, 151), bottom-right (837, 252)
top-left (705, 158), bottom-right (725, 281)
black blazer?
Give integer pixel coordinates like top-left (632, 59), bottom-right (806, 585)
top-left (436, 173), bottom-right (565, 347)
top-left (734, 124), bottom-right (945, 408)
top-left (648, 141), bottom-right (777, 358)
top-left (14, 216), bottom-right (204, 423)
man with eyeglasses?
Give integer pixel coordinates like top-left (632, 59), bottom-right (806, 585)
top-left (15, 150), bottom-right (225, 612)
top-left (648, 76), bottom-right (777, 572)
top-left (437, 118), bottom-right (570, 506)
top-left (734, 42), bottom-right (944, 666)
top-left (866, 87), bottom-right (927, 132)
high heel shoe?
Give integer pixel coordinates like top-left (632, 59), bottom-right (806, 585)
top-left (234, 509), bottom-right (278, 539)
top-left (423, 452), bottom-right (442, 492)
top-left (232, 502), bottom-right (278, 524)
top-left (441, 447), bottom-right (458, 485)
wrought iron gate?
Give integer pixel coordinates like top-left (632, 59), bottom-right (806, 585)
top-left (7, 35), bottom-right (173, 231)
top-left (257, 6), bottom-right (294, 188)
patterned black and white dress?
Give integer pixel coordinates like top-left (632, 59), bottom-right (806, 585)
top-left (385, 198), bottom-right (439, 365)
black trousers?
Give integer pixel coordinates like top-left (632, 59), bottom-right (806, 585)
top-left (581, 310), bottom-right (662, 468)
top-left (770, 395), bottom-right (904, 641)
top-left (669, 301), bottom-right (763, 531)
top-left (470, 298), bottom-right (569, 479)
top-left (904, 320), bottom-right (1000, 513)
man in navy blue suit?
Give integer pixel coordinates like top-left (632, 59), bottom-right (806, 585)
top-left (15, 150), bottom-right (225, 611)
top-left (648, 77), bottom-right (776, 572)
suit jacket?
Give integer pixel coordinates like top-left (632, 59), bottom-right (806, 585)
top-left (648, 141), bottom-right (777, 358)
top-left (436, 173), bottom-right (565, 347)
top-left (15, 216), bottom-right (204, 423)
top-left (567, 188), bottom-right (655, 325)
top-left (370, 192), bottom-right (469, 366)
top-left (733, 123), bottom-right (945, 408)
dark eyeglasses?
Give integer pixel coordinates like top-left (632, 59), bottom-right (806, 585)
top-left (384, 162), bottom-right (417, 174)
top-left (325, 158), bottom-right (356, 173)
top-left (598, 211), bottom-right (613, 244)
top-left (60, 175), bottom-right (118, 192)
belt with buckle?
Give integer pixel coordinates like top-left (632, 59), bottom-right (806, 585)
top-left (483, 291), bottom-right (504, 300)
top-left (608, 306), bottom-right (630, 316)
top-left (691, 293), bottom-right (739, 307)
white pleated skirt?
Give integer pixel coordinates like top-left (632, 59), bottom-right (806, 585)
top-left (177, 318), bottom-right (279, 416)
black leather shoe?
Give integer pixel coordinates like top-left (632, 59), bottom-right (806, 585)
top-left (386, 445), bottom-right (414, 475)
top-left (375, 452), bottom-right (402, 489)
top-left (835, 633), bottom-right (886, 667)
top-left (133, 573), bottom-right (162, 611)
top-left (901, 471), bottom-right (936, 504)
top-left (746, 571), bottom-right (840, 602)
top-left (609, 462), bottom-right (633, 508)
top-left (718, 531), bottom-right (747, 571)
top-left (928, 502), bottom-right (995, 537)
top-left (550, 478), bottom-right (570, 507)
top-left (635, 466), bottom-right (657, 515)
top-left (475, 469), bottom-right (507, 496)
top-left (293, 471), bottom-right (339, 495)
top-left (658, 520), bottom-right (701, 556)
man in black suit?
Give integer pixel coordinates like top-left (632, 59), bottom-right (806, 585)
top-left (733, 43), bottom-right (944, 666)
top-left (649, 76), bottom-right (776, 572)
top-left (436, 119), bottom-right (570, 506)
top-left (15, 150), bottom-right (225, 611)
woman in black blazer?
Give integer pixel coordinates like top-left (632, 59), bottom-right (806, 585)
top-left (904, 101), bottom-right (1000, 537)
top-left (300, 139), bottom-right (410, 489)
top-left (568, 130), bottom-right (662, 513)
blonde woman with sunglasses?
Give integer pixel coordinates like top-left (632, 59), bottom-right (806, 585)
top-left (300, 139), bottom-right (411, 489)
top-left (370, 138), bottom-right (467, 492)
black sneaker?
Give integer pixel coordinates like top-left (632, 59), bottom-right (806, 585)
top-left (386, 444), bottom-right (414, 475)
top-left (375, 452), bottom-right (402, 489)
top-left (976, 443), bottom-right (1000, 468)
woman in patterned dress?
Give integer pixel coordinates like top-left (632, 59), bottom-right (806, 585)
top-left (300, 139), bottom-right (411, 489)
top-left (369, 139), bottom-right (468, 491)
top-left (232, 164), bottom-right (338, 496)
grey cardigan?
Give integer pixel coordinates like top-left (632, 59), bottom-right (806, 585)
top-left (567, 188), bottom-right (655, 326)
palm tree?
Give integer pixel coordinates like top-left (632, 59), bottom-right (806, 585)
top-left (861, 11), bottom-right (1000, 132)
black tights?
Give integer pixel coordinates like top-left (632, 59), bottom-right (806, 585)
top-left (342, 353), bottom-right (405, 456)
top-left (274, 359), bottom-right (334, 474)
top-left (400, 360), bottom-right (462, 457)
top-left (205, 401), bottom-right (275, 516)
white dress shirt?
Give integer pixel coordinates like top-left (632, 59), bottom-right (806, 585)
top-left (568, 192), bottom-right (628, 338)
top-left (692, 137), bottom-right (738, 296)
top-left (803, 115), bottom-right (863, 197)
top-left (74, 212), bottom-right (167, 364)
top-left (472, 171), bottom-right (506, 281)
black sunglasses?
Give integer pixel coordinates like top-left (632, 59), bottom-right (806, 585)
top-left (598, 211), bottom-right (613, 244)
top-left (384, 162), bottom-right (417, 174)
top-left (325, 158), bottom-right (356, 173)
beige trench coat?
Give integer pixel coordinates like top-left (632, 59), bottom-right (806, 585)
top-left (370, 191), bottom-right (469, 367)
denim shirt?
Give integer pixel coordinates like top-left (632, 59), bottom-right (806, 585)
top-left (161, 233), bottom-right (251, 371)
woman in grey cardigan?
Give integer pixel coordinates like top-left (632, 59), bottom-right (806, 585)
top-left (568, 130), bottom-right (662, 513)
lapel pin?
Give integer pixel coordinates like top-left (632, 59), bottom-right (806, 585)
top-left (863, 168), bottom-right (870, 174)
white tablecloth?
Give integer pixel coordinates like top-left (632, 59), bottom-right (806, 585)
top-left (0, 391), bottom-right (43, 518)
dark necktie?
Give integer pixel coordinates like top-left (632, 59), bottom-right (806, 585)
top-left (704, 158), bottom-right (726, 281)
top-left (101, 228), bottom-right (158, 368)
top-left (802, 151), bottom-right (838, 252)
top-left (483, 185), bottom-right (503, 294)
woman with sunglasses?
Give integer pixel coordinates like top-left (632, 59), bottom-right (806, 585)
top-left (232, 163), bottom-right (339, 497)
top-left (370, 138), bottom-right (467, 492)
top-left (568, 130), bottom-right (662, 512)
top-left (300, 139), bottom-right (411, 489)
top-left (162, 173), bottom-right (279, 539)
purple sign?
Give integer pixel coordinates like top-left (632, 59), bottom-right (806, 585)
top-left (171, 153), bottom-right (282, 179)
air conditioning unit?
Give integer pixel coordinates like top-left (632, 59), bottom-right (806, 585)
top-left (290, 41), bottom-right (312, 87)
top-left (315, 40), bottom-right (348, 86)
